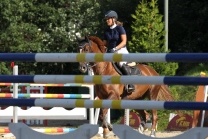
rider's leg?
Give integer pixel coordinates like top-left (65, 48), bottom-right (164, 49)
top-left (116, 47), bottom-right (135, 93)
top-left (121, 63), bottom-right (135, 93)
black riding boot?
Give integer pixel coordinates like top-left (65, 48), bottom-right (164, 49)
top-left (121, 64), bottom-right (135, 93)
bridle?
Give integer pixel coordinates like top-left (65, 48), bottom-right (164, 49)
top-left (78, 39), bottom-right (108, 75)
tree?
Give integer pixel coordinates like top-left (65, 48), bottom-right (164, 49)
top-left (169, 0), bottom-right (208, 53)
top-left (0, 0), bottom-right (101, 75)
top-left (128, 0), bottom-right (178, 75)
top-left (168, 0), bottom-right (208, 75)
top-left (0, 63), bottom-right (12, 75)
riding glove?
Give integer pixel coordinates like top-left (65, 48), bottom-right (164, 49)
top-left (109, 48), bottom-right (117, 53)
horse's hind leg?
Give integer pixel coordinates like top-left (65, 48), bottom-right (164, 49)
top-left (149, 85), bottom-right (160, 137)
top-left (135, 110), bottom-right (150, 123)
top-left (134, 110), bottom-right (150, 133)
top-left (150, 109), bottom-right (157, 137)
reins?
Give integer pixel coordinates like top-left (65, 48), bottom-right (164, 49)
top-left (80, 40), bottom-right (108, 75)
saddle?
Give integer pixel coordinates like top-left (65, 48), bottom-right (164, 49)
top-left (112, 62), bottom-right (142, 76)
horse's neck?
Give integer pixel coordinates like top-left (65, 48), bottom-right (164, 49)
top-left (92, 62), bottom-right (113, 75)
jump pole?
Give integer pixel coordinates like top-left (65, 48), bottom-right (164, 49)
top-left (1, 53), bottom-right (208, 62)
top-left (0, 88), bottom-right (21, 92)
top-left (2, 99), bottom-right (208, 110)
top-left (0, 93), bottom-right (91, 98)
top-left (88, 68), bottom-right (94, 124)
top-left (13, 65), bottom-right (18, 123)
top-left (1, 75), bottom-right (208, 85)
top-left (10, 65), bottom-right (95, 125)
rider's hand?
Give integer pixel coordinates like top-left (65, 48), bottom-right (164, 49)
top-left (109, 47), bottom-right (117, 53)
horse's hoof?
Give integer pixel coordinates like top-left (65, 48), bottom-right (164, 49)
top-left (150, 130), bottom-right (156, 138)
top-left (103, 131), bottom-right (116, 138)
top-left (107, 124), bottom-right (113, 131)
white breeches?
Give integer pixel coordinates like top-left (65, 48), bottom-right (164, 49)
top-left (115, 47), bottom-right (129, 68)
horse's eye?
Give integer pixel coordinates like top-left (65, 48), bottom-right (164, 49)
top-left (85, 48), bottom-right (89, 52)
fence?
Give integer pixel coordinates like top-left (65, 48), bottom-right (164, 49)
top-left (1, 53), bottom-right (208, 139)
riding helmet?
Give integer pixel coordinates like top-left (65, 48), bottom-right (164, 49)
top-left (104, 10), bottom-right (118, 19)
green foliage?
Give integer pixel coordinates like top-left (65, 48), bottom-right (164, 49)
top-left (128, 0), bottom-right (178, 75)
top-left (0, 0), bottom-right (101, 74)
top-left (156, 64), bottom-right (208, 131)
top-left (0, 62), bottom-right (12, 74)
top-left (129, 0), bottom-right (164, 53)
top-left (156, 110), bottom-right (172, 131)
top-left (184, 63), bottom-right (208, 76)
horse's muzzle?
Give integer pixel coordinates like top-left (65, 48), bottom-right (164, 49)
top-left (79, 63), bottom-right (88, 73)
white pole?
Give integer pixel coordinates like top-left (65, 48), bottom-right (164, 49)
top-left (26, 87), bottom-right (30, 125)
top-left (94, 108), bottom-right (100, 124)
top-left (13, 65), bottom-right (18, 123)
top-left (88, 68), bottom-right (94, 124)
top-left (107, 109), bottom-right (111, 124)
top-left (124, 109), bottom-right (129, 125)
top-left (39, 86), bottom-right (44, 125)
top-left (165, 0), bottom-right (169, 52)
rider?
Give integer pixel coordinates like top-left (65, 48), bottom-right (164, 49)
top-left (103, 10), bottom-right (135, 93)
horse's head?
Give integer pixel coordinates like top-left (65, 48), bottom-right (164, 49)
top-left (76, 35), bottom-right (106, 54)
top-left (76, 35), bottom-right (107, 73)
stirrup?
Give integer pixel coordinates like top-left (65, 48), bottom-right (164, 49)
top-left (127, 84), bottom-right (135, 93)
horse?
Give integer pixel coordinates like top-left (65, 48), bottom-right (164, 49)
top-left (192, 73), bottom-right (208, 127)
top-left (76, 35), bottom-right (181, 138)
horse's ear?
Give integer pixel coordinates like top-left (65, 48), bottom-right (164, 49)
top-left (85, 35), bottom-right (92, 46)
top-left (85, 35), bottom-right (89, 42)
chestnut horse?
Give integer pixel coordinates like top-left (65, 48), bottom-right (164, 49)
top-left (192, 73), bottom-right (208, 127)
top-left (76, 35), bottom-right (180, 138)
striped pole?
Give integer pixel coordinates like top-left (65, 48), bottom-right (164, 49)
top-left (0, 53), bottom-right (208, 62)
top-left (0, 99), bottom-right (208, 110)
top-left (0, 93), bottom-right (91, 98)
top-left (33, 128), bottom-right (76, 133)
top-left (0, 88), bottom-right (21, 92)
top-left (0, 75), bottom-right (207, 85)
top-left (0, 83), bottom-right (92, 87)
top-left (0, 128), bottom-right (10, 133)
top-left (0, 128), bottom-right (76, 133)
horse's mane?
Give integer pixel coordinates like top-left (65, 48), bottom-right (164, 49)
top-left (89, 36), bottom-right (106, 53)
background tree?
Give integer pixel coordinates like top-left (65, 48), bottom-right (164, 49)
top-left (0, 0), bottom-right (101, 75)
top-left (168, 0), bottom-right (208, 75)
top-left (128, 0), bottom-right (178, 75)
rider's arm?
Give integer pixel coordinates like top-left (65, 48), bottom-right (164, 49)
top-left (116, 34), bottom-right (127, 50)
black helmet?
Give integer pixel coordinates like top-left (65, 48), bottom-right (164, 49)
top-left (104, 10), bottom-right (118, 19)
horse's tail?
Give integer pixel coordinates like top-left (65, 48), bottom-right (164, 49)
top-left (157, 85), bottom-right (183, 116)
top-left (157, 85), bottom-right (174, 101)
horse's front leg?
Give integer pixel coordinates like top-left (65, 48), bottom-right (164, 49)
top-left (150, 109), bottom-right (158, 137)
top-left (99, 108), bottom-right (111, 134)
top-left (99, 94), bottom-right (118, 138)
